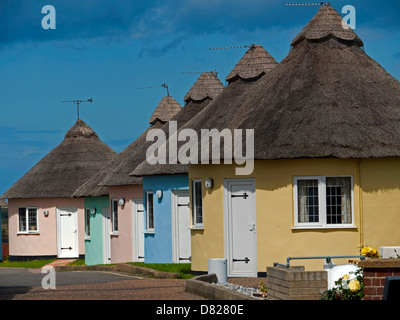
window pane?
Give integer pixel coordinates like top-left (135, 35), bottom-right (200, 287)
top-left (297, 179), bottom-right (319, 223)
top-left (194, 181), bottom-right (203, 225)
top-left (28, 208), bottom-right (37, 231)
top-left (147, 193), bottom-right (154, 229)
top-left (112, 200), bottom-right (118, 232)
top-left (19, 208), bottom-right (27, 232)
top-left (85, 209), bottom-right (91, 237)
top-left (326, 177), bottom-right (352, 224)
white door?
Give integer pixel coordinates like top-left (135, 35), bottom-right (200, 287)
top-left (57, 207), bottom-right (79, 258)
top-left (133, 199), bottom-right (145, 262)
top-left (172, 190), bottom-right (191, 263)
top-left (224, 179), bottom-right (257, 277)
top-left (102, 207), bottom-right (111, 264)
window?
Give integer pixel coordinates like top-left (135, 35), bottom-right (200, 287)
top-left (111, 199), bottom-right (118, 233)
top-left (192, 179), bottom-right (203, 228)
top-left (18, 207), bottom-right (38, 233)
top-left (85, 208), bottom-right (91, 239)
top-left (145, 191), bottom-right (154, 232)
top-left (294, 176), bottom-right (353, 228)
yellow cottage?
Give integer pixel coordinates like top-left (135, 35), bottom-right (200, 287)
top-left (186, 6), bottom-right (400, 276)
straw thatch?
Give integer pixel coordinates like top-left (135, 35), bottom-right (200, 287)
top-left (0, 199), bottom-right (7, 206)
top-left (184, 72), bottom-right (226, 102)
top-left (130, 72), bottom-right (225, 177)
top-left (226, 44), bottom-right (278, 82)
top-left (291, 5), bottom-right (363, 47)
top-left (130, 46), bottom-right (278, 176)
top-left (149, 96), bottom-right (182, 125)
top-left (1, 120), bottom-right (116, 199)
top-left (183, 5), bottom-right (400, 162)
top-left (74, 96), bottom-right (182, 193)
top-left (73, 123), bottom-right (162, 196)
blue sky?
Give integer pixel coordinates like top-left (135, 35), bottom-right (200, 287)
top-left (1, 0), bottom-right (400, 197)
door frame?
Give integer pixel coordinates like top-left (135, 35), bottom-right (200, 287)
top-left (171, 189), bottom-right (190, 263)
top-left (132, 198), bottom-right (145, 262)
top-left (223, 178), bottom-right (257, 277)
top-left (56, 207), bottom-right (79, 258)
top-left (102, 207), bottom-right (111, 264)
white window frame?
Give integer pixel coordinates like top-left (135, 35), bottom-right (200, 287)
top-left (145, 191), bottom-right (154, 233)
top-left (293, 176), bottom-right (355, 229)
top-left (111, 199), bottom-right (119, 234)
top-left (18, 207), bottom-right (39, 234)
top-left (85, 208), bottom-right (91, 239)
top-left (191, 179), bottom-right (203, 229)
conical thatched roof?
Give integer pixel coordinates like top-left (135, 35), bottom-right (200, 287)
top-left (1, 120), bottom-right (116, 199)
top-left (130, 72), bottom-right (225, 177)
top-left (225, 44), bottom-right (277, 82)
top-left (148, 96), bottom-right (182, 125)
top-left (191, 5), bottom-right (400, 162)
top-left (73, 123), bottom-right (162, 196)
top-left (184, 72), bottom-right (225, 102)
top-left (130, 46), bottom-right (278, 176)
top-left (74, 96), bottom-right (182, 194)
top-left (291, 5), bottom-right (363, 47)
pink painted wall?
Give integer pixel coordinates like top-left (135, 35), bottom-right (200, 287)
top-left (108, 185), bottom-right (143, 264)
top-left (8, 198), bottom-right (84, 257)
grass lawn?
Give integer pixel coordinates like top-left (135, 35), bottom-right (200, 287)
top-left (0, 258), bottom-right (56, 268)
top-left (128, 262), bottom-right (194, 279)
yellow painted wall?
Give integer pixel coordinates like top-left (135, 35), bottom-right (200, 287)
top-left (189, 158), bottom-right (400, 273)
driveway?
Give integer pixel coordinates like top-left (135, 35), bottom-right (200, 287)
top-left (0, 268), bottom-right (205, 300)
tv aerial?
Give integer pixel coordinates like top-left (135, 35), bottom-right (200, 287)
top-left (139, 83), bottom-right (170, 96)
top-left (61, 98), bottom-right (93, 120)
top-left (181, 70), bottom-right (219, 77)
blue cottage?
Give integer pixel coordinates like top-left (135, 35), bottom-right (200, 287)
top-left (131, 72), bottom-right (224, 263)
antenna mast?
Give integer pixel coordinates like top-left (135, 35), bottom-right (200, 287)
top-left (61, 98), bottom-right (93, 120)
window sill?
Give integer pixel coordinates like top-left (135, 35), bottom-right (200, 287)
top-left (110, 232), bottom-right (119, 236)
top-left (292, 225), bottom-right (357, 230)
top-left (144, 230), bottom-right (155, 234)
top-left (17, 231), bottom-right (39, 235)
top-left (190, 226), bottom-right (204, 231)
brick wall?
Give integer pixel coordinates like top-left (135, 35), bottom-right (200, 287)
top-left (266, 266), bottom-right (328, 300)
top-left (358, 259), bottom-right (400, 300)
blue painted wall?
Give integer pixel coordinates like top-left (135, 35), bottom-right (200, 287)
top-left (143, 174), bottom-right (189, 263)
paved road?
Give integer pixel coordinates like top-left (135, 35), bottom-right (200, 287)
top-left (0, 268), bottom-right (205, 300)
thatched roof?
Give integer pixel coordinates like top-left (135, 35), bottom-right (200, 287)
top-left (291, 5), bottom-right (363, 47)
top-left (184, 5), bottom-right (400, 162)
top-left (74, 96), bottom-right (182, 193)
top-left (130, 46), bottom-right (278, 176)
top-left (1, 120), bottom-right (116, 199)
top-left (0, 199), bottom-right (7, 206)
top-left (184, 72), bottom-right (225, 102)
top-left (226, 44), bottom-right (277, 82)
top-left (149, 96), bottom-right (182, 125)
top-left (73, 123), bottom-right (162, 196)
top-left (130, 72), bottom-right (225, 177)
